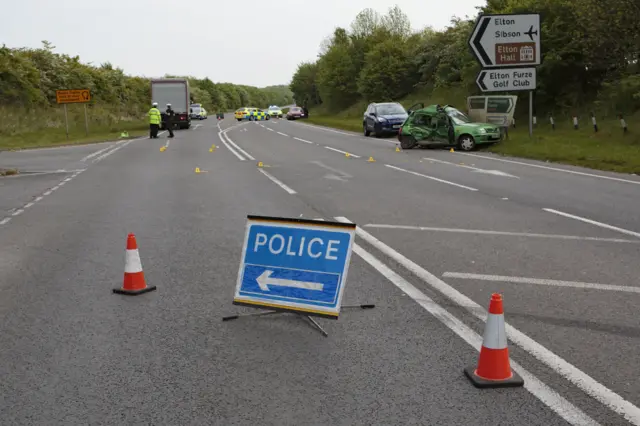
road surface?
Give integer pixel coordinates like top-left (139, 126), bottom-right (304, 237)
top-left (0, 117), bottom-right (639, 425)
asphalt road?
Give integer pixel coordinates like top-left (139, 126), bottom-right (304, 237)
top-left (0, 116), bottom-right (639, 425)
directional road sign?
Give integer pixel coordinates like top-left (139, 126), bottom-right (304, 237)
top-left (56, 89), bottom-right (91, 104)
top-left (233, 216), bottom-right (356, 318)
top-left (476, 67), bottom-right (537, 92)
top-left (469, 14), bottom-right (541, 68)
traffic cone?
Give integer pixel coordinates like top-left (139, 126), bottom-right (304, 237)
top-left (450, 148), bottom-right (455, 153)
top-left (395, 146), bottom-right (401, 152)
top-left (368, 156), bottom-right (375, 162)
top-left (345, 153), bottom-right (350, 158)
top-left (113, 234), bottom-right (156, 295)
top-left (257, 161), bottom-right (264, 168)
top-left (195, 167), bottom-right (201, 173)
top-left (464, 293), bottom-right (523, 388)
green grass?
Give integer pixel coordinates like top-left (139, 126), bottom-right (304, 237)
top-left (0, 120), bottom-right (148, 150)
top-left (304, 112), bottom-right (640, 174)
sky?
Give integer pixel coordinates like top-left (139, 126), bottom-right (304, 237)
top-left (2, 0), bottom-right (484, 87)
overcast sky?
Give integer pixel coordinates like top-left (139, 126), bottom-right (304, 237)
top-left (2, 0), bottom-right (484, 87)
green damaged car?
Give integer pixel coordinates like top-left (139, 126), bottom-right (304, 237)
top-left (397, 104), bottom-right (502, 151)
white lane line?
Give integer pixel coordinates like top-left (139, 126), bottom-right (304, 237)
top-left (385, 164), bottom-right (478, 191)
top-left (266, 128), bottom-right (274, 132)
top-left (424, 157), bottom-right (519, 178)
top-left (23, 202), bottom-right (34, 209)
top-left (0, 218), bottom-right (10, 225)
top-left (363, 224), bottom-right (640, 244)
top-left (50, 186), bottom-right (59, 191)
top-left (81, 145), bottom-right (114, 162)
top-left (293, 137), bottom-right (314, 145)
top-left (34, 196), bottom-right (43, 202)
top-left (443, 272), bottom-right (640, 294)
top-left (92, 145), bottom-right (123, 163)
top-left (324, 146), bottom-right (361, 158)
top-left (336, 216), bottom-right (640, 425)
top-left (455, 152), bottom-right (640, 185)
top-left (222, 132), bottom-right (255, 161)
top-left (544, 208), bottom-right (640, 239)
top-left (276, 131), bottom-right (289, 137)
top-left (218, 131), bottom-right (245, 161)
top-left (12, 209), bottom-right (24, 216)
top-left (43, 191), bottom-right (52, 196)
top-left (351, 238), bottom-right (598, 426)
top-left (258, 169), bottom-right (296, 194)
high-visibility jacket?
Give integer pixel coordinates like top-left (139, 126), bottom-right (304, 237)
top-left (148, 107), bottom-right (161, 125)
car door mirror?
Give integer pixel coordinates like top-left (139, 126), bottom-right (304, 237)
top-left (370, 112), bottom-right (376, 117)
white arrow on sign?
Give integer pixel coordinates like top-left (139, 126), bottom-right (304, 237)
top-left (257, 270), bottom-right (325, 291)
top-left (469, 14), bottom-right (541, 68)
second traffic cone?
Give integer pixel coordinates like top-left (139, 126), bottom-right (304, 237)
top-left (464, 293), bottom-right (523, 388)
top-left (113, 234), bottom-right (156, 295)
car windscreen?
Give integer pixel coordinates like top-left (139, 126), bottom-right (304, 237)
top-left (291, 107), bottom-right (301, 112)
top-left (377, 104), bottom-right (406, 115)
top-left (191, 106), bottom-right (201, 112)
top-left (269, 106), bottom-right (279, 110)
top-left (446, 108), bottom-right (472, 125)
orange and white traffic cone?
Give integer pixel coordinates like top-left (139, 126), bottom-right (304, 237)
top-left (464, 293), bottom-right (524, 388)
top-left (113, 233), bottom-right (156, 295)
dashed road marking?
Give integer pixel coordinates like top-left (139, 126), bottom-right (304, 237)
top-left (544, 208), bottom-right (640, 239)
top-left (385, 164), bottom-right (478, 191)
top-left (277, 131), bottom-right (289, 137)
top-left (324, 146), bottom-right (361, 158)
top-left (293, 137), bottom-right (314, 144)
top-left (258, 169), bottom-right (296, 194)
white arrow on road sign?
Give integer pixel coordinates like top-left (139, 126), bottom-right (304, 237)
top-left (257, 270), bottom-right (325, 291)
top-left (469, 14), bottom-right (541, 68)
top-left (476, 67), bottom-right (537, 92)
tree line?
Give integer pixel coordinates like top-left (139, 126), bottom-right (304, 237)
top-left (289, 2), bottom-right (640, 117)
top-left (0, 41), bottom-right (293, 135)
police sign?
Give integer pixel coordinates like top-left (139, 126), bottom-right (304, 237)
top-left (234, 216), bottom-right (356, 318)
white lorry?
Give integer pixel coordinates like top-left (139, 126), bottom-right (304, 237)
top-left (151, 79), bottom-right (191, 130)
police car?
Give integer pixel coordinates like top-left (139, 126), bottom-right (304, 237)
top-left (235, 107), bottom-right (270, 121)
top-left (267, 105), bottom-right (283, 118)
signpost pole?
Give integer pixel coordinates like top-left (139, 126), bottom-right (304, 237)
top-left (83, 104), bottom-right (89, 136)
top-left (63, 104), bottom-right (70, 140)
top-left (529, 91), bottom-right (533, 138)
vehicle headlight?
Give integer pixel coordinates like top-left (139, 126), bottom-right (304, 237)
top-left (478, 128), bottom-right (487, 134)
top-left (378, 117), bottom-right (387, 122)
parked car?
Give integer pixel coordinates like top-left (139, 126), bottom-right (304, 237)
top-left (286, 106), bottom-right (305, 120)
top-left (363, 102), bottom-right (408, 137)
top-left (397, 104), bottom-right (502, 151)
top-left (267, 105), bottom-right (283, 118)
top-left (190, 104), bottom-right (207, 120)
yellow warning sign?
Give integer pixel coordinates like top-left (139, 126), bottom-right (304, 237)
top-left (56, 89), bottom-right (91, 104)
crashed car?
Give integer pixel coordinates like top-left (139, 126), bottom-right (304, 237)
top-left (397, 104), bottom-right (502, 151)
top-left (286, 106), bottom-right (305, 120)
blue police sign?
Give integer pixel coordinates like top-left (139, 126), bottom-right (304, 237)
top-left (234, 216), bottom-right (356, 318)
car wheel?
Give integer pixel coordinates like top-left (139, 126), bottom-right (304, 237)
top-left (237, 118), bottom-right (242, 122)
top-left (458, 134), bottom-right (476, 151)
top-left (400, 135), bottom-right (417, 150)
top-left (363, 123), bottom-right (370, 137)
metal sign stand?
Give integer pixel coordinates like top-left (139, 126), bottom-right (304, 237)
top-left (222, 304), bottom-right (375, 337)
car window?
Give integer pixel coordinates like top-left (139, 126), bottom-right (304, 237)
top-left (376, 103), bottom-right (406, 115)
top-left (446, 108), bottom-right (472, 125)
top-left (412, 113), bottom-right (431, 126)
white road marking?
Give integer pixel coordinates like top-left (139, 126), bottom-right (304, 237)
top-left (92, 145), bottom-right (124, 163)
top-left (324, 146), bottom-right (361, 158)
top-left (218, 131), bottom-right (245, 161)
top-left (24, 202), bottom-right (34, 209)
top-left (455, 152), bottom-right (640, 185)
top-left (311, 161), bottom-right (353, 179)
top-left (193, 124), bottom-right (202, 130)
top-left (222, 132), bottom-right (255, 161)
top-left (385, 164), bottom-right (478, 191)
top-left (0, 218), bottom-right (10, 225)
top-left (34, 196), bottom-right (43, 202)
top-left (350, 233), bottom-right (598, 426)
top-left (293, 137), bottom-right (314, 144)
top-left (363, 224), bottom-right (640, 244)
top-left (336, 216), bottom-right (640, 425)
top-left (443, 272), bottom-right (640, 294)
top-left (81, 145), bottom-right (114, 162)
top-left (266, 128), bottom-right (274, 132)
top-left (276, 131), bottom-right (289, 137)
top-left (258, 169), bottom-right (297, 194)
top-left (43, 191), bottom-right (52, 196)
top-left (425, 157), bottom-right (519, 178)
top-left (544, 208), bottom-right (640, 239)
top-left (12, 209), bottom-right (24, 216)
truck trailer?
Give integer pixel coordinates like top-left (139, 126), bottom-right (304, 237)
top-left (151, 79), bottom-right (191, 130)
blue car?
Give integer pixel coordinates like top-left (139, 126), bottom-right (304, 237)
top-left (363, 102), bottom-right (408, 138)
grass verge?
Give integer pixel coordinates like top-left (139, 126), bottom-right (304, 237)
top-left (0, 168), bottom-right (19, 176)
top-left (304, 114), bottom-right (639, 174)
top-left (0, 121), bottom-right (148, 151)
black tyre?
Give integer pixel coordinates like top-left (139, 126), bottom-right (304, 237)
top-left (363, 123), bottom-right (371, 137)
top-left (400, 135), bottom-right (417, 150)
top-left (457, 134), bottom-right (476, 151)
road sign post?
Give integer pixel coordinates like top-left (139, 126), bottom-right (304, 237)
top-left (469, 14), bottom-right (541, 138)
top-left (56, 89), bottom-right (92, 139)
top-left (223, 216), bottom-right (374, 336)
